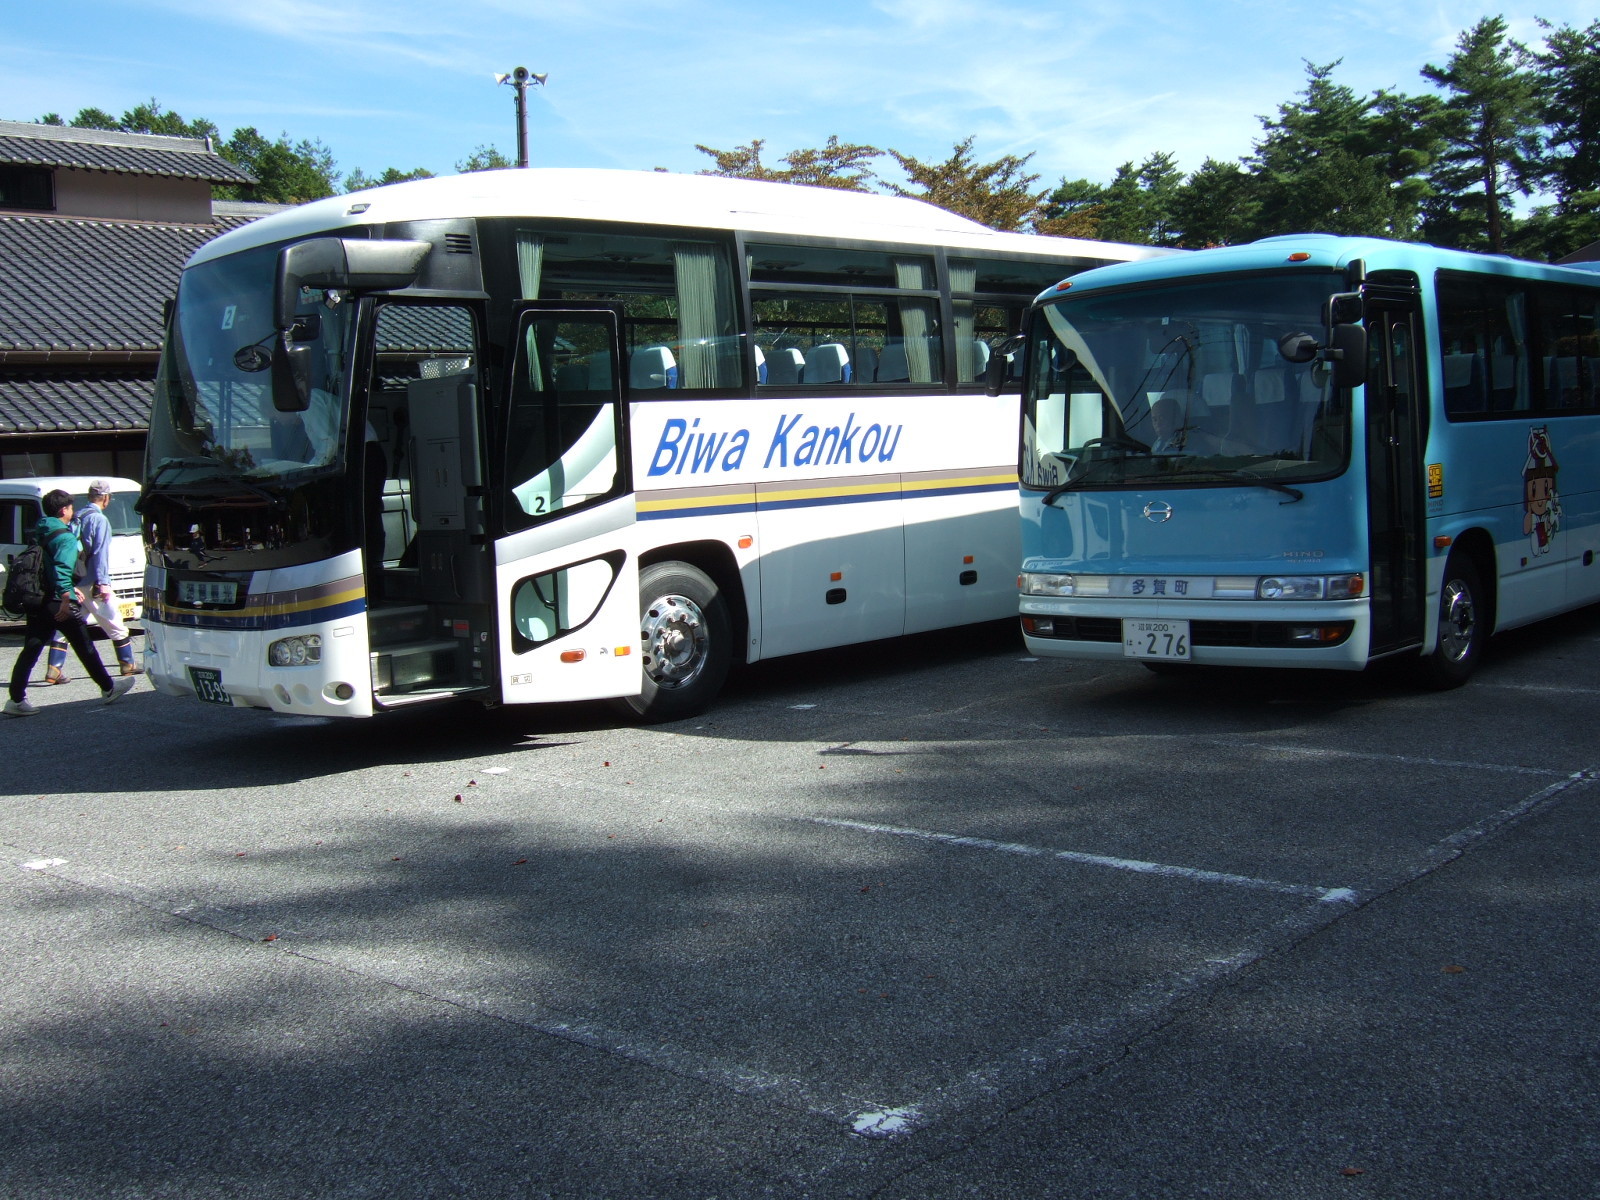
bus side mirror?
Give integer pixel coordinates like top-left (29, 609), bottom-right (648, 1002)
top-left (984, 353), bottom-right (1007, 397)
top-left (1328, 323), bottom-right (1367, 390)
top-left (271, 337), bottom-right (312, 412)
top-left (985, 334), bottom-right (1026, 397)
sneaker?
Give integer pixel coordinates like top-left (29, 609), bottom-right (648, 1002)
top-left (102, 676), bottom-right (137, 705)
top-left (4, 698), bottom-right (38, 717)
top-left (119, 662), bottom-right (144, 676)
top-left (43, 665), bottom-right (70, 685)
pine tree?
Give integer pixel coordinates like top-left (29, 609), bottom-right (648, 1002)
top-left (1532, 18), bottom-right (1600, 257)
top-left (1420, 17), bottom-right (1544, 253)
top-left (883, 137), bottom-right (1046, 231)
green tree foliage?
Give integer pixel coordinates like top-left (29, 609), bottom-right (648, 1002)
top-left (695, 136), bottom-right (880, 191)
top-left (1168, 159), bottom-right (1257, 248)
top-left (345, 166), bottom-right (435, 192)
top-left (883, 136), bottom-right (1047, 231)
top-left (1036, 177), bottom-right (1107, 238)
top-left (1247, 61), bottom-right (1438, 241)
top-left (1526, 18), bottom-right (1600, 257)
top-left (456, 145), bottom-right (514, 173)
top-left (1420, 17), bottom-right (1544, 253)
top-left (215, 127), bottom-right (339, 204)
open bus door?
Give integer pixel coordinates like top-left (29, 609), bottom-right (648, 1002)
top-left (1362, 282), bottom-right (1429, 655)
top-left (494, 304), bottom-right (642, 705)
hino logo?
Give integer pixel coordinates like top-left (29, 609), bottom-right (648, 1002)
top-left (1142, 501), bottom-right (1174, 523)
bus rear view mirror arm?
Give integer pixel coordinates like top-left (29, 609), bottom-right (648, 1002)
top-left (1277, 325), bottom-right (1367, 390)
top-left (273, 237), bottom-right (433, 331)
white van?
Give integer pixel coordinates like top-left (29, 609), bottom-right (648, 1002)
top-left (0, 476), bottom-right (145, 625)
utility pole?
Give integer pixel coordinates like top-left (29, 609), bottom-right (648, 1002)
top-left (494, 67), bottom-right (548, 168)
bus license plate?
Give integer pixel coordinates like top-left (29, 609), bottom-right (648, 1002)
top-left (1123, 618), bottom-right (1191, 661)
top-left (188, 666), bottom-right (233, 706)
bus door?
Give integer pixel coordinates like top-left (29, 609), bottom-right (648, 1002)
top-left (367, 301), bottom-right (496, 703)
top-left (1363, 288), bottom-right (1428, 655)
top-left (495, 304), bottom-right (641, 705)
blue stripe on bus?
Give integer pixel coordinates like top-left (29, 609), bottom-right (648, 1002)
top-left (149, 594), bottom-right (369, 632)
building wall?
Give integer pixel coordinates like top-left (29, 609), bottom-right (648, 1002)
top-left (52, 169), bottom-right (214, 224)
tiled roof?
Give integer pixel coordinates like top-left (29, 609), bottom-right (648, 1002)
top-left (0, 370), bottom-right (152, 433)
top-left (0, 120), bottom-right (255, 185)
top-left (0, 212), bottom-right (261, 353)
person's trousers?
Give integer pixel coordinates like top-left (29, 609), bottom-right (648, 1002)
top-left (11, 603), bottom-right (114, 701)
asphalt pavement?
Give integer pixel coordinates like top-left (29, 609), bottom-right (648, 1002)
top-left (1, 611), bottom-right (1596, 1198)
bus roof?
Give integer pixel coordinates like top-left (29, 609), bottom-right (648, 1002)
top-left (189, 167), bottom-right (1171, 269)
top-left (1030, 233), bottom-right (1600, 304)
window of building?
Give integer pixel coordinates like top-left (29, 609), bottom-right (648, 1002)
top-left (0, 165), bottom-right (54, 211)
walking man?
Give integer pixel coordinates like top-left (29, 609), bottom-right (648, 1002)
top-left (6, 489), bottom-right (136, 716)
top-left (41, 479), bottom-right (142, 684)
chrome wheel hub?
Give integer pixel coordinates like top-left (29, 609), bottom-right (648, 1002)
top-left (641, 593), bottom-right (708, 688)
top-left (1439, 579), bottom-right (1476, 662)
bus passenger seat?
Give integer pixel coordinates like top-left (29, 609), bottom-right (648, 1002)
top-left (754, 345), bottom-right (767, 385)
top-left (1443, 352), bottom-right (1484, 412)
top-left (765, 347), bottom-right (805, 384)
top-left (876, 343), bottom-right (909, 382)
top-left (854, 345), bottom-right (879, 383)
top-left (630, 346), bottom-right (678, 390)
top-left (804, 343), bottom-right (852, 384)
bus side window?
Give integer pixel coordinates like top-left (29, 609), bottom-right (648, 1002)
top-left (504, 313), bottom-right (623, 530)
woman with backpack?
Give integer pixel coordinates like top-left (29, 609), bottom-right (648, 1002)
top-left (5, 489), bottom-right (137, 716)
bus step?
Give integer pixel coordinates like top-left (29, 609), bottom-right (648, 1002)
top-left (371, 638), bottom-right (460, 694)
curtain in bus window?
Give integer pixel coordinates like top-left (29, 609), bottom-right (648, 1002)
top-left (949, 260), bottom-right (979, 381)
top-left (892, 257), bottom-right (937, 384)
top-left (673, 242), bottom-right (738, 389)
top-left (516, 231), bottom-right (546, 394)
top-left (516, 232), bottom-right (544, 299)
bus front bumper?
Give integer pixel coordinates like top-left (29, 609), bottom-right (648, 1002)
top-left (1019, 596), bottom-right (1372, 670)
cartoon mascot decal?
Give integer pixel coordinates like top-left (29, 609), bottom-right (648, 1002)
top-left (1523, 425), bottom-right (1561, 556)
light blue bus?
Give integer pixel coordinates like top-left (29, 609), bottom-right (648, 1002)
top-left (1005, 234), bottom-right (1600, 686)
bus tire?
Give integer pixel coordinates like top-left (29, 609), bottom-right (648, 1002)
top-left (623, 561), bottom-right (732, 723)
top-left (1417, 553), bottom-right (1486, 690)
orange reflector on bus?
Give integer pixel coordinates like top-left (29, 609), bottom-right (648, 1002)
top-left (615, 646), bottom-right (632, 657)
top-left (1288, 252), bottom-right (1312, 262)
top-left (830, 571), bottom-right (843, 582)
top-left (1054, 280), bottom-right (1073, 291)
top-left (963, 555), bottom-right (974, 564)
top-left (1434, 534), bottom-right (1453, 549)
top-left (560, 649), bottom-right (585, 663)
top-left (738, 536), bottom-right (753, 549)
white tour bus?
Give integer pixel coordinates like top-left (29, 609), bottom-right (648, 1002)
top-left (139, 168), bottom-right (1164, 720)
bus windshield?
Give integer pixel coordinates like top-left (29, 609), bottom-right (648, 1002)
top-left (147, 241), bottom-right (357, 485)
top-left (1022, 272), bottom-right (1352, 493)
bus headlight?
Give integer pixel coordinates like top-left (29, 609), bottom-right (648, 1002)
top-left (1020, 573), bottom-right (1112, 597)
top-left (1257, 574), bottom-right (1364, 600)
top-left (268, 634), bottom-right (322, 667)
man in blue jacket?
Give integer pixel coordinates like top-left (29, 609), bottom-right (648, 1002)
top-left (5, 490), bottom-right (136, 716)
top-left (40, 479), bottom-right (141, 683)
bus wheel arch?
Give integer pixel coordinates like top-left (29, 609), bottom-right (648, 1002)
top-left (622, 544), bottom-right (743, 723)
top-left (1418, 532), bottom-right (1495, 689)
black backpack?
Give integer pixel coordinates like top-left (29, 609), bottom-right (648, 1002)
top-left (3, 528), bottom-right (71, 614)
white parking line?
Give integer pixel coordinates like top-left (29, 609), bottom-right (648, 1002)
top-left (1201, 739), bottom-right (1566, 777)
top-left (796, 816), bottom-right (1356, 902)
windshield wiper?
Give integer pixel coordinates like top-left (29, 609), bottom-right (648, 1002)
top-left (148, 456), bottom-right (222, 485)
top-left (1230, 471), bottom-right (1305, 504)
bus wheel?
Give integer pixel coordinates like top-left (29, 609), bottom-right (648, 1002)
top-left (624, 562), bottom-right (732, 723)
top-left (1418, 554), bottom-right (1485, 689)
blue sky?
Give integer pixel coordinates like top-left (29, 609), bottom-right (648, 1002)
top-left (6, 1), bottom-right (1595, 194)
